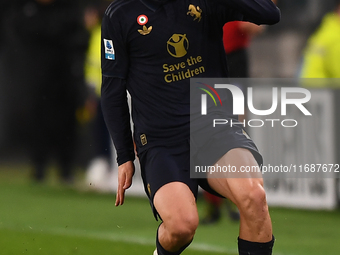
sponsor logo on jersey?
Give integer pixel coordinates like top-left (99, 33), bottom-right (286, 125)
top-left (163, 34), bottom-right (206, 83)
top-left (104, 39), bottom-right (115, 60)
top-left (166, 34), bottom-right (189, 58)
top-left (138, 25), bottom-right (153, 35)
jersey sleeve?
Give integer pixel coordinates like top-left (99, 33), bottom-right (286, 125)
top-left (209, 0), bottom-right (280, 26)
top-left (228, 0), bottom-right (280, 25)
top-left (101, 76), bottom-right (135, 165)
top-left (101, 11), bottom-right (129, 79)
top-left (101, 9), bottom-right (135, 166)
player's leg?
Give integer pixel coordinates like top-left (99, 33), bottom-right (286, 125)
top-left (138, 142), bottom-right (198, 255)
top-left (207, 148), bottom-right (274, 254)
top-left (153, 181), bottom-right (199, 255)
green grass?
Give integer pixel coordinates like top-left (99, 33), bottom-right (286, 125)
top-left (0, 163), bottom-right (340, 255)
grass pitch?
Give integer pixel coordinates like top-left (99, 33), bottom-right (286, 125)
top-left (0, 163), bottom-right (340, 255)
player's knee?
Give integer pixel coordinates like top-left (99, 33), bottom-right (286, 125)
top-left (168, 213), bottom-right (198, 244)
top-left (238, 184), bottom-right (268, 217)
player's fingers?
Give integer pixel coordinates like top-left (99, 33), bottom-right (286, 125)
top-left (115, 189), bottom-right (125, 206)
top-left (123, 172), bottom-right (133, 189)
top-left (115, 186), bottom-right (125, 206)
top-left (115, 193), bottom-right (120, 206)
top-left (115, 173), bottom-right (126, 206)
top-left (115, 188), bottom-right (120, 206)
top-left (119, 172), bottom-right (132, 204)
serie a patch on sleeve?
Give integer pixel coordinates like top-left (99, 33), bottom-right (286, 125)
top-left (103, 39), bottom-right (115, 60)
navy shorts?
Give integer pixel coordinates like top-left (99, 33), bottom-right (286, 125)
top-left (190, 124), bottom-right (263, 171)
top-left (138, 125), bottom-right (262, 220)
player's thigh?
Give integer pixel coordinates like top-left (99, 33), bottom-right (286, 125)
top-left (207, 148), bottom-right (264, 206)
top-left (154, 181), bottom-right (199, 228)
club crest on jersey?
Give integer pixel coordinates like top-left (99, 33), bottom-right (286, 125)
top-left (103, 39), bottom-right (115, 60)
top-left (187, 4), bottom-right (202, 22)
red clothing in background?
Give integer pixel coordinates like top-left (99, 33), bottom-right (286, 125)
top-left (223, 21), bottom-right (250, 53)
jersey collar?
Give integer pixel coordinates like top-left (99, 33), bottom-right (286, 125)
top-left (139, 0), bottom-right (169, 12)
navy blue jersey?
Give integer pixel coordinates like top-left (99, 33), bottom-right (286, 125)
top-left (101, 0), bottom-right (280, 165)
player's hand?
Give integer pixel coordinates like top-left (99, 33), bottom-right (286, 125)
top-left (115, 161), bottom-right (135, 206)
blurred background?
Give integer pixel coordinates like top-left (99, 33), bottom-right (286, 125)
top-left (0, 1), bottom-right (340, 254)
top-left (0, 0), bottom-right (111, 177)
top-left (0, 0), bottom-right (338, 161)
top-left (249, 0), bottom-right (338, 78)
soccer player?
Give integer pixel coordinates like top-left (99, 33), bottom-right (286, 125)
top-left (101, 0), bottom-right (280, 255)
